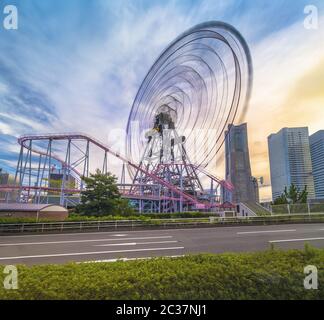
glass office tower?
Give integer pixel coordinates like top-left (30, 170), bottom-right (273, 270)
top-left (310, 130), bottom-right (324, 200)
top-left (268, 127), bottom-right (315, 201)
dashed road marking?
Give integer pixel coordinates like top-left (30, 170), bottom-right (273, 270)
top-left (94, 240), bottom-right (178, 247)
top-left (0, 246), bottom-right (185, 261)
top-left (269, 237), bottom-right (324, 243)
top-left (0, 236), bottom-right (173, 247)
top-left (237, 229), bottom-right (296, 235)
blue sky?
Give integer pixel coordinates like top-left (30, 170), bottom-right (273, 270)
top-left (0, 0), bottom-right (324, 200)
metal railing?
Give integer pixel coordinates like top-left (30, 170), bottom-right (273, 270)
top-left (270, 203), bottom-right (324, 215)
top-left (0, 213), bottom-right (324, 234)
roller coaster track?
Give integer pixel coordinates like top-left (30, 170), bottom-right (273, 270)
top-left (192, 165), bottom-right (234, 191)
top-left (0, 184), bottom-right (183, 202)
top-left (17, 133), bottom-right (202, 205)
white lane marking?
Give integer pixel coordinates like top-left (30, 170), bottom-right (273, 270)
top-left (0, 236), bottom-right (173, 247)
top-left (94, 240), bottom-right (178, 247)
top-left (112, 234), bottom-right (127, 237)
top-left (0, 247), bottom-right (185, 261)
top-left (80, 255), bottom-right (185, 263)
top-left (269, 237), bottom-right (324, 243)
top-left (0, 229), bottom-right (169, 238)
top-left (237, 229), bottom-right (296, 235)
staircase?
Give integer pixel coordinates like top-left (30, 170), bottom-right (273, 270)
top-left (242, 202), bottom-right (271, 216)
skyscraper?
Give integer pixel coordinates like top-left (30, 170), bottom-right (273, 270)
top-left (0, 168), bottom-right (9, 202)
top-left (310, 130), bottom-right (324, 200)
top-left (268, 127), bottom-right (315, 201)
top-left (225, 123), bottom-right (259, 203)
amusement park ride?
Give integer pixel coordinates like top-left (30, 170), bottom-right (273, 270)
top-left (1, 21), bottom-right (253, 213)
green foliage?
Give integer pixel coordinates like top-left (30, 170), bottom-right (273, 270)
top-left (273, 194), bottom-right (288, 205)
top-left (67, 214), bottom-right (151, 222)
top-left (0, 217), bottom-right (47, 224)
top-left (68, 211), bottom-right (211, 221)
top-left (0, 248), bottom-right (323, 300)
top-left (304, 243), bottom-right (317, 260)
top-left (273, 184), bottom-right (308, 205)
top-left (75, 169), bottom-right (134, 216)
top-left (310, 203), bottom-right (324, 213)
top-left (67, 211), bottom-right (210, 221)
top-left (271, 203), bottom-right (324, 215)
top-left (2, 212), bottom-right (324, 225)
top-left (138, 212), bottom-right (212, 219)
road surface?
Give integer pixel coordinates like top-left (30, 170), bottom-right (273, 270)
top-left (0, 223), bottom-right (324, 265)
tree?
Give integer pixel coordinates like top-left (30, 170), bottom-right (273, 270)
top-left (76, 169), bottom-right (133, 216)
top-left (273, 193), bottom-right (288, 205)
top-left (273, 184), bottom-right (308, 205)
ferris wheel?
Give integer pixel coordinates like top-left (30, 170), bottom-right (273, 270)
top-left (126, 21), bottom-right (253, 178)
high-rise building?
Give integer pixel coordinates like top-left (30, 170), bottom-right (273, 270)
top-left (0, 168), bottom-right (9, 185)
top-left (49, 169), bottom-right (76, 191)
top-left (310, 130), bottom-right (324, 200)
top-left (0, 168), bottom-right (9, 202)
top-left (268, 127), bottom-right (315, 201)
top-left (224, 123), bottom-right (259, 203)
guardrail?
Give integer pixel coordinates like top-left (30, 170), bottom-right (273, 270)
top-left (0, 213), bottom-right (324, 234)
top-left (0, 218), bottom-right (210, 234)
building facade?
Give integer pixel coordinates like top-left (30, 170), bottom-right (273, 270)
top-left (0, 203), bottom-right (68, 221)
top-left (0, 168), bottom-right (9, 202)
top-left (225, 123), bottom-right (259, 203)
top-left (310, 130), bottom-right (324, 200)
top-left (268, 127), bottom-right (315, 201)
top-left (49, 169), bottom-right (76, 190)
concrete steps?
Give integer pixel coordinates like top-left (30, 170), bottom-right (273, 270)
top-left (242, 202), bottom-right (271, 216)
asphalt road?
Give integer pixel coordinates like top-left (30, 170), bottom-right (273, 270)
top-left (0, 223), bottom-right (324, 265)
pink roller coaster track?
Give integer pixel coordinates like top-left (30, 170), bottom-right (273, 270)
top-left (17, 133), bottom-right (204, 205)
top-left (0, 132), bottom-right (234, 208)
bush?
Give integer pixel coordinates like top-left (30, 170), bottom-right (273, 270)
top-left (67, 214), bottom-right (151, 222)
top-left (310, 204), bottom-right (324, 213)
top-left (0, 248), bottom-right (323, 300)
top-left (0, 217), bottom-right (54, 224)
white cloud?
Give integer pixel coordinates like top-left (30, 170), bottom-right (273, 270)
top-left (249, 16), bottom-right (324, 115)
top-left (0, 0), bottom-right (234, 178)
top-left (244, 15), bottom-right (324, 200)
top-left (1, 0), bottom-right (323, 198)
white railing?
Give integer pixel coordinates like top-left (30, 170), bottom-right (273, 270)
top-left (1, 213), bottom-right (324, 234)
top-left (238, 202), bottom-right (257, 217)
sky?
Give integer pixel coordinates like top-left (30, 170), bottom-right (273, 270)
top-left (0, 0), bottom-right (324, 201)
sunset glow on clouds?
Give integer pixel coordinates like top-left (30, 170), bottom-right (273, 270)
top-left (0, 0), bottom-right (323, 201)
top-left (246, 14), bottom-right (324, 201)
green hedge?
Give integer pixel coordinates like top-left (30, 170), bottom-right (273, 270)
top-left (70, 212), bottom-right (212, 220)
top-left (0, 247), bottom-right (323, 300)
top-left (1, 213), bottom-right (324, 226)
top-left (0, 217), bottom-right (52, 224)
top-left (0, 212), bottom-right (211, 224)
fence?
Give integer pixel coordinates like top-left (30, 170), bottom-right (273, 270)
top-left (0, 218), bottom-right (210, 234)
top-left (1, 213), bottom-right (324, 234)
top-left (270, 203), bottom-right (324, 215)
